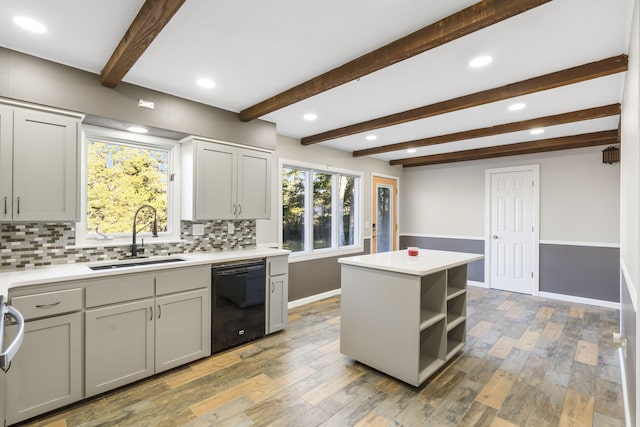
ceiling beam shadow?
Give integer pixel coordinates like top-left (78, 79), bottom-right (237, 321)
top-left (352, 104), bottom-right (620, 157)
top-left (391, 130), bottom-right (619, 167)
top-left (302, 55), bottom-right (628, 145)
top-left (101, 0), bottom-right (186, 88)
top-left (239, 0), bottom-right (552, 122)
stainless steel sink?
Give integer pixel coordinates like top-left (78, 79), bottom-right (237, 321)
top-left (89, 257), bottom-right (187, 271)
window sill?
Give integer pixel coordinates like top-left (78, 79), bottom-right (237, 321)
top-left (287, 246), bottom-right (364, 263)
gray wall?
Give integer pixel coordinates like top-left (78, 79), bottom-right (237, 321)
top-left (399, 236), bottom-right (484, 282)
top-left (539, 244), bottom-right (620, 302)
top-left (621, 274), bottom-right (636, 425)
top-left (288, 240), bottom-right (370, 302)
top-left (0, 48), bottom-right (276, 149)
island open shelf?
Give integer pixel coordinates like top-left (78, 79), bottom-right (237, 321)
top-left (339, 249), bottom-right (483, 387)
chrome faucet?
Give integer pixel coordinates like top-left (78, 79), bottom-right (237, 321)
top-left (131, 205), bottom-right (158, 257)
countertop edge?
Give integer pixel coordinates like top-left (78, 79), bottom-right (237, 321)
top-left (0, 248), bottom-right (290, 298)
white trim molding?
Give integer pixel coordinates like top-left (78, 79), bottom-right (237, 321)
top-left (621, 260), bottom-right (638, 312)
top-left (619, 348), bottom-right (633, 427)
top-left (539, 240), bottom-right (621, 248)
top-left (468, 280), bottom-right (488, 288)
top-left (288, 288), bottom-right (341, 309)
top-left (538, 291), bottom-right (620, 309)
top-left (400, 233), bottom-right (485, 241)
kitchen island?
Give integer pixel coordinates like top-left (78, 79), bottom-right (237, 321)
top-left (338, 249), bottom-right (483, 386)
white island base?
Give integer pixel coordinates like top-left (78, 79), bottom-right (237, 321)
top-left (338, 249), bottom-right (483, 387)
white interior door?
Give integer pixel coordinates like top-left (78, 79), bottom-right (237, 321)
top-left (488, 168), bottom-right (537, 294)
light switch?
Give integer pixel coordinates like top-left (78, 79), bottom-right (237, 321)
top-left (227, 222), bottom-right (235, 234)
top-left (192, 224), bottom-right (204, 236)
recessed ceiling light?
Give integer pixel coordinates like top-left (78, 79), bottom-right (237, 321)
top-left (469, 55), bottom-right (493, 68)
top-left (303, 113), bottom-right (317, 121)
top-left (127, 126), bottom-right (148, 134)
top-left (508, 103), bottom-right (526, 111)
top-left (407, 148), bottom-right (417, 154)
top-left (13, 16), bottom-right (47, 33)
top-left (530, 128), bottom-right (545, 135)
top-left (365, 135), bottom-right (377, 141)
top-left (196, 78), bottom-right (216, 89)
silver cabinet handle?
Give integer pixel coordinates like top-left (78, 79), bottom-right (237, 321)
top-left (3, 196), bottom-right (6, 215)
top-left (35, 301), bottom-right (61, 309)
top-left (16, 197), bottom-right (20, 215)
top-left (271, 283), bottom-right (274, 293)
top-left (149, 306), bottom-right (153, 321)
top-left (233, 204), bottom-right (237, 215)
top-left (238, 204), bottom-right (241, 215)
top-left (157, 304), bottom-right (161, 319)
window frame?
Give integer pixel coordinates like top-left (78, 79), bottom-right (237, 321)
top-left (279, 158), bottom-right (363, 261)
top-left (75, 125), bottom-right (181, 248)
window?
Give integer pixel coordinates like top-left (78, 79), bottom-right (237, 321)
top-left (281, 161), bottom-right (361, 257)
top-left (76, 126), bottom-right (180, 246)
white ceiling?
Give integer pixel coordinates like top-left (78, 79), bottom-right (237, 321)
top-left (0, 0), bottom-right (633, 162)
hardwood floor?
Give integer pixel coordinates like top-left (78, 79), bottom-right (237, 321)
top-left (18, 287), bottom-right (624, 427)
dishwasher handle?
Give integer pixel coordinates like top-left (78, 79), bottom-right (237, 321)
top-left (0, 305), bottom-right (25, 371)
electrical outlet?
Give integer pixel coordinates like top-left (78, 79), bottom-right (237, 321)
top-left (192, 224), bottom-right (204, 236)
top-left (227, 222), bottom-right (235, 234)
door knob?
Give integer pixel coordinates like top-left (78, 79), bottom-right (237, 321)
top-left (492, 235), bottom-right (498, 239)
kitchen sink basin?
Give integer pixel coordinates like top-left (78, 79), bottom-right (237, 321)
top-left (89, 257), bottom-right (187, 271)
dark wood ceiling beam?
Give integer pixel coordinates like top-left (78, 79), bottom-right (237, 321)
top-left (239, 0), bottom-right (552, 122)
top-left (101, 0), bottom-right (186, 88)
top-left (303, 55), bottom-right (628, 145)
top-left (391, 130), bottom-right (619, 168)
top-left (353, 104), bottom-right (620, 157)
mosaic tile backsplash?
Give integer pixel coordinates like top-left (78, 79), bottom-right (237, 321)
top-left (0, 220), bottom-right (256, 271)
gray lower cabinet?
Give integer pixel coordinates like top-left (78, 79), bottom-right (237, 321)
top-left (155, 288), bottom-right (210, 373)
top-left (85, 299), bottom-right (155, 397)
top-left (266, 256), bottom-right (289, 333)
top-left (5, 312), bottom-right (82, 424)
top-left (85, 266), bottom-right (211, 397)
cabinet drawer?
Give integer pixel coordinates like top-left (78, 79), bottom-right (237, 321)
top-left (156, 266), bottom-right (210, 295)
top-left (11, 288), bottom-right (82, 320)
top-left (86, 274), bottom-right (154, 308)
top-left (268, 256), bottom-right (288, 277)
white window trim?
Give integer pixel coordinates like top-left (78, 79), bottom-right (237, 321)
top-left (74, 125), bottom-right (182, 248)
top-left (279, 158), bottom-right (363, 259)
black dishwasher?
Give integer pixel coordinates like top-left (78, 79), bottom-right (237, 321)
top-left (211, 260), bottom-right (266, 353)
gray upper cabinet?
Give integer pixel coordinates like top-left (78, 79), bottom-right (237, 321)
top-left (181, 136), bottom-right (271, 221)
top-left (0, 102), bottom-right (82, 222)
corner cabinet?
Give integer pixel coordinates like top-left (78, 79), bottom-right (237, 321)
top-left (266, 255), bottom-right (289, 333)
top-left (181, 136), bottom-right (271, 221)
top-left (0, 102), bottom-right (82, 222)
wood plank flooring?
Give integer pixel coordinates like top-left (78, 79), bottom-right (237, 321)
top-left (18, 287), bottom-right (624, 427)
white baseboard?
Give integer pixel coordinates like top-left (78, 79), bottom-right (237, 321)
top-left (538, 291), bottom-right (620, 309)
top-left (288, 288), bottom-right (342, 309)
top-left (468, 280), bottom-right (488, 288)
top-left (619, 348), bottom-right (633, 427)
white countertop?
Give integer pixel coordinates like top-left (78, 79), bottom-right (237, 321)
top-left (0, 247), bottom-right (289, 298)
top-left (338, 249), bottom-right (483, 276)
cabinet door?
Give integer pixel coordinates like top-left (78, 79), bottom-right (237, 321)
top-left (155, 288), bottom-right (211, 373)
top-left (237, 148), bottom-right (271, 219)
top-left (0, 105), bottom-right (12, 221)
top-left (85, 299), bottom-right (154, 397)
top-left (5, 312), bottom-right (82, 425)
top-left (12, 109), bottom-right (78, 221)
top-left (268, 275), bottom-right (288, 333)
top-left (195, 142), bottom-right (237, 219)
